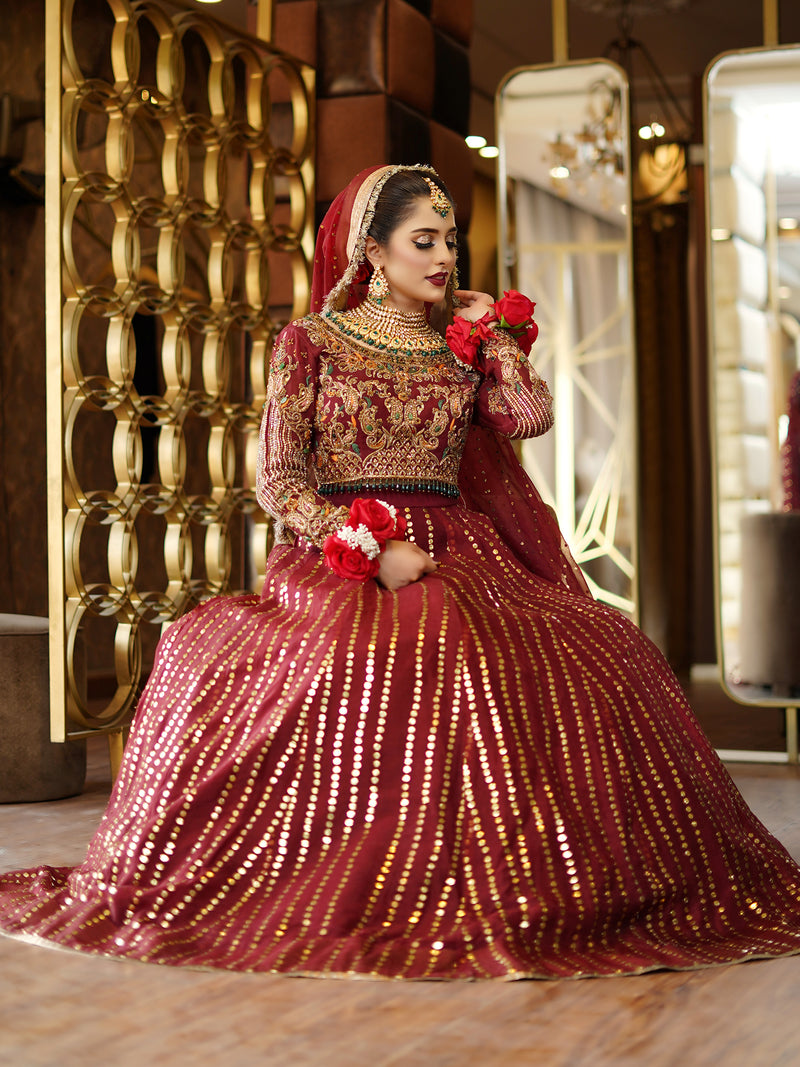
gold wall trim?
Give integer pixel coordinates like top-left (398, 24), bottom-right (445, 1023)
top-left (46, 0), bottom-right (314, 741)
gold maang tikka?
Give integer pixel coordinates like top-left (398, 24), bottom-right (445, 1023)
top-left (423, 177), bottom-right (451, 218)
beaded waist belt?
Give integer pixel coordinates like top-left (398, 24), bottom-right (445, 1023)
top-left (318, 478), bottom-right (459, 500)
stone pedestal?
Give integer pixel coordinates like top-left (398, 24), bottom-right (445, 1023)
top-left (0, 614), bottom-right (86, 802)
top-left (739, 512), bottom-right (800, 692)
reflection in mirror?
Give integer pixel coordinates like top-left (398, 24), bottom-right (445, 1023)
top-left (706, 46), bottom-right (800, 707)
top-left (497, 62), bottom-right (636, 616)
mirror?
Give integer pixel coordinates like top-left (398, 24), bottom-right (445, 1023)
top-left (496, 61), bottom-right (637, 617)
top-left (706, 46), bottom-right (800, 708)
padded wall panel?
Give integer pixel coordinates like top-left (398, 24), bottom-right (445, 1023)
top-left (386, 0), bottom-right (435, 116)
top-left (387, 97), bottom-right (432, 164)
top-left (710, 105), bottom-right (767, 186)
top-left (317, 95), bottom-right (389, 200)
top-left (433, 31), bottom-right (470, 134)
top-left (712, 237), bottom-right (768, 308)
top-left (430, 0), bottom-right (473, 43)
top-left (430, 119), bottom-right (472, 227)
top-left (318, 0), bottom-right (387, 97)
top-left (317, 95), bottom-right (431, 202)
top-left (711, 169), bottom-right (766, 247)
top-left (273, 0), bottom-right (318, 67)
top-left (717, 367), bottom-right (770, 434)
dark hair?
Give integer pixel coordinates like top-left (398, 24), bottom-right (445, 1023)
top-left (368, 170), bottom-right (455, 246)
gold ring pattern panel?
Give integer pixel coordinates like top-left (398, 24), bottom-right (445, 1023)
top-left (50, 0), bottom-right (314, 737)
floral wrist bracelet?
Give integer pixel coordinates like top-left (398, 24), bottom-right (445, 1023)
top-left (323, 498), bottom-right (407, 580)
top-left (445, 289), bottom-right (539, 371)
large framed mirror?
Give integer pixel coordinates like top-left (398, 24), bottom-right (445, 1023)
top-left (496, 61), bottom-right (637, 617)
top-left (705, 46), bottom-right (800, 713)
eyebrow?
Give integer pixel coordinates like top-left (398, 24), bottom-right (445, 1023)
top-left (410, 227), bottom-right (458, 234)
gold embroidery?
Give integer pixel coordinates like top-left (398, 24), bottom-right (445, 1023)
top-left (256, 317), bottom-right (554, 547)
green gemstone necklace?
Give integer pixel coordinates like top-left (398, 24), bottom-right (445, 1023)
top-left (322, 297), bottom-right (451, 360)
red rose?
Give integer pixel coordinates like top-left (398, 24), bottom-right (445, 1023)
top-left (445, 315), bottom-right (483, 368)
top-left (354, 262), bottom-right (372, 284)
top-left (348, 498), bottom-right (404, 541)
top-left (516, 320), bottom-right (540, 355)
top-left (323, 533), bottom-right (380, 580)
top-left (492, 290), bottom-right (536, 330)
top-left (471, 312), bottom-right (497, 342)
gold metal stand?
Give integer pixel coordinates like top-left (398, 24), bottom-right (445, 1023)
top-left (552, 0), bottom-right (568, 64)
top-left (763, 0), bottom-right (779, 47)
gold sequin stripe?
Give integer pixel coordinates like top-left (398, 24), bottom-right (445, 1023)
top-left (409, 507), bottom-right (652, 968)
top-left (140, 584), bottom-right (362, 968)
top-left (428, 512), bottom-right (797, 973)
top-left (74, 567), bottom-right (349, 960)
top-left (539, 601), bottom-right (789, 960)
top-left (267, 587), bottom-right (402, 971)
top-left (443, 558), bottom-right (585, 965)
top-left (452, 563), bottom-right (759, 973)
top-left (140, 580), bottom-right (359, 960)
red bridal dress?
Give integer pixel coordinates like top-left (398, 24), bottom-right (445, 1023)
top-left (2, 309), bottom-right (800, 980)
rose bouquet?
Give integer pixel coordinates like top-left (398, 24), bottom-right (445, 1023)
top-left (323, 498), bottom-right (407, 580)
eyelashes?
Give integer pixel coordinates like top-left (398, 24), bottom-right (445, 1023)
top-left (414, 240), bottom-right (458, 251)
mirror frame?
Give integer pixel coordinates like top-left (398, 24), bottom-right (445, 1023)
top-left (496, 59), bottom-right (638, 620)
top-left (704, 43), bottom-right (800, 712)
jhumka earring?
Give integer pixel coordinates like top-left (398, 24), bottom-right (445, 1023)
top-left (368, 265), bottom-right (390, 305)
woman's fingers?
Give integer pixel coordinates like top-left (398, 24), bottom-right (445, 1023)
top-left (454, 288), bottom-right (496, 305)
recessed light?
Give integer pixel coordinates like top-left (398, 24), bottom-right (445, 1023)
top-left (778, 217), bottom-right (799, 231)
top-left (466, 135), bottom-right (487, 150)
top-left (711, 228), bottom-right (731, 241)
top-left (479, 145), bottom-right (499, 159)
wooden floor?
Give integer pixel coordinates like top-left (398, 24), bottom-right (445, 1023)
top-left (3, 738), bottom-right (800, 1065)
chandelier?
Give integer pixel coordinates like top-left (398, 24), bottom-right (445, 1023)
top-left (572, 0), bottom-right (694, 205)
top-left (547, 78), bottom-right (625, 207)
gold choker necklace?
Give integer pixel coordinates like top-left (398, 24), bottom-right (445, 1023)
top-left (323, 298), bottom-right (451, 359)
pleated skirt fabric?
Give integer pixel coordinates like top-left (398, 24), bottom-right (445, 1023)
top-left (2, 499), bottom-right (800, 979)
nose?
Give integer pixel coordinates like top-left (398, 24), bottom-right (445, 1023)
top-left (436, 242), bottom-right (454, 268)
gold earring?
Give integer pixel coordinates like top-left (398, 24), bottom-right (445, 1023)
top-left (368, 265), bottom-right (390, 305)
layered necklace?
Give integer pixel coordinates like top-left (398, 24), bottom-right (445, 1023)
top-left (322, 297), bottom-right (451, 360)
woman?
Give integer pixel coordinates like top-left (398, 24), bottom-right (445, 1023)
top-left (2, 164), bottom-right (800, 979)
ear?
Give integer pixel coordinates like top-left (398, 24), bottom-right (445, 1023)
top-left (364, 236), bottom-right (384, 269)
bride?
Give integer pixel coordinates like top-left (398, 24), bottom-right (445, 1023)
top-left (2, 163), bottom-right (799, 979)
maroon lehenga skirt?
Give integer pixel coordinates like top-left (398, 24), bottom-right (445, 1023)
top-left (2, 496), bottom-right (800, 979)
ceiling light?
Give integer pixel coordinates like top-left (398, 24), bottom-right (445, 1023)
top-left (465, 135), bottom-right (487, 150)
top-left (550, 165), bottom-right (570, 179)
top-left (711, 228), bottom-right (731, 241)
top-left (778, 217), bottom-right (799, 231)
top-left (479, 145), bottom-right (499, 159)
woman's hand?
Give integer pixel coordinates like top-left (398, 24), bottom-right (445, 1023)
top-left (377, 540), bottom-right (437, 591)
top-left (453, 289), bottom-right (496, 324)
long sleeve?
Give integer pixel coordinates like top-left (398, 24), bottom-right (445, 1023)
top-left (473, 329), bottom-right (553, 439)
top-left (256, 322), bottom-right (349, 548)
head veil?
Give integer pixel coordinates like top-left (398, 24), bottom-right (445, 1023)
top-left (310, 165), bottom-right (590, 596)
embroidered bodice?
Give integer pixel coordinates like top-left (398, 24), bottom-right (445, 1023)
top-left (256, 309), bottom-right (554, 547)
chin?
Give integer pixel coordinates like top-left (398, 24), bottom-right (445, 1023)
top-left (425, 288), bottom-right (448, 304)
